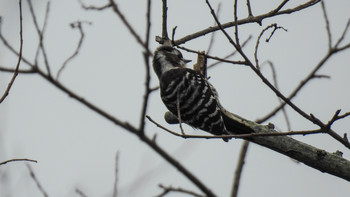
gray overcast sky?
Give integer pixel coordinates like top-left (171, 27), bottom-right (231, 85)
top-left (1, 0), bottom-right (350, 196)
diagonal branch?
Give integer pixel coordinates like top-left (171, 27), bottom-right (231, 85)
top-left (175, 0), bottom-right (319, 45)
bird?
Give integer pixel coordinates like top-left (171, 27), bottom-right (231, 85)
top-left (152, 45), bottom-right (253, 141)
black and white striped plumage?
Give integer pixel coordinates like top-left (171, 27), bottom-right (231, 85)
top-left (153, 45), bottom-right (228, 137)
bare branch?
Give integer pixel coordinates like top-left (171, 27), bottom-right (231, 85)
top-left (0, 0), bottom-right (23, 104)
top-left (0, 66), bottom-right (36, 74)
top-left (206, 3), bottom-right (221, 54)
top-left (146, 115), bottom-right (322, 139)
top-left (78, 0), bottom-right (151, 54)
top-left (75, 189), bottom-right (88, 197)
top-left (175, 0), bottom-right (319, 45)
top-left (0, 158), bottom-right (37, 166)
top-left (77, 0), bottom-right (111, 10)
top-left (27, 0), bottom-right (52, 77)
top-left (146, 115), bottom-right (350, 181)
top-left (112, 152), bottom-right (120, 197)
top-left (335, 19), bottom-right (350, 48)
top-left (139, 0), bottom-right (152, 135)
top-left (156, 184), bottom-right (204, 197)
top-left (261, 61), bottom-right (291, 130)
top-left (0, 23), bottom-right (33, 67)
top-left (256, 49), bottom-right (341, 124)
top-left (233, 0), bottom-right (240, 48)
top-left (56, 21), bottom-right (91, 80)
top-left (162, 0), bottom-right (169, 40)
top-left (321, 0), bottom-right (332, 49)
top-left (246, 0), bottom-right (253, 17)
top-left (27, 164), bottom-right (49, 197)
top-left (254, 24), bottom-right (287, 69)
top-left (33, 1), bottom-right (50, 67)
top-left (177, 46), bottom-right (248, 66)
top-left (230, 141), bottom-right (249, 197)
top-left (207, 35), bottom-right (252, 69)
top-left (109, 0), bottom-right (149, 52)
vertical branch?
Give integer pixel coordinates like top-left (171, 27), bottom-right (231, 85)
top-left (321, 0), bottom-right (332, 49)
top-left (27, 0), bottom-right (52, 77)
top-left (162, 0), bottom-right (169, 40)
top-left (230, 141), bottom-right (249, 197)
top-left (233, 0), bottom-right (240, 47)
top-left (112, 152), bottom-right (120, 197)
top-left (0, 0), bottom-right (23, 103)
top-left (246, 0), bottom-right (253, 17)
top-left (139, 0), bottom-right (152, 135)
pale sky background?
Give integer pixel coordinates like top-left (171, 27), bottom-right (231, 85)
top-left (0, 0), bottom-right (350, 197)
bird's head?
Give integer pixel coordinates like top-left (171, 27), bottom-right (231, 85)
top-left (153, 46), bottom-right (191, 79)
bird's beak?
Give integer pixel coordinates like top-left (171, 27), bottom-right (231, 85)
top-left (184, 59), bottom-right (192, 63)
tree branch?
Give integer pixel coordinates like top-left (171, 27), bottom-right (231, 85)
top-left (146, 115), bottom-right (350, 181)
top-left (174, 0), bottom-right (320, 45)
top-left (0, 0), bottom-right (23, 103)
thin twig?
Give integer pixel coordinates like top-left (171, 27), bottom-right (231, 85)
top-left (78, 0), bottom-right (112, 10)
top-left (233, 0), bottom-right (240, 48)
top-left (27, 0), bottom-right (52, 77)
top-left (254, 24), bottom-right (287, 69)
top-left (246, 0), bottom-right (253, 17)
top-left (27, 164), bottom-right (49, 197)
top-left (162, 0), bottom-right (169, 40)
top-left (56, 21), bottom-right (91, 80)
top-left (256, 50), bottom-right (337, 124)
top-left (108, 0), bottom-right (148, 52)
top-left (321, 0), bottom-right (332, 49)
top-left (78, 0), bottom-right (150, 54)
top-left (75, 189), bottom-right (88, 197)
top-left (34, 1), bottom-right (50, 67)
top-left (146, 115), bottom-right (323, 140)
top-left (112, 152), bottom-right (120, 197)
top-left (0, 0), bottom-right (23, 103)
top-left (177, 46), bottom-right (248, 66)
top-left (0, 66), bottom-right (36, 73)
top-left (335, 19), bottom-right (350, 48)
top-left (0, 24), bottom-right (33, 67)
top-left (139, 0), bottom-right (152, 135)
top-left (261, 61), bottom-right (291, 130)
top-left (207, 35), bottom-right (252, 69)
top-left (156, 184), bottom-right (205, 197)
top-left (175, 0), bottom-right (319, 45)
top-left (206, 3), bottom-right (221, 54)
top-left (0, 158), bottom-right (37, 166)
top-left (230, 141), bottom-right (249, 197)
